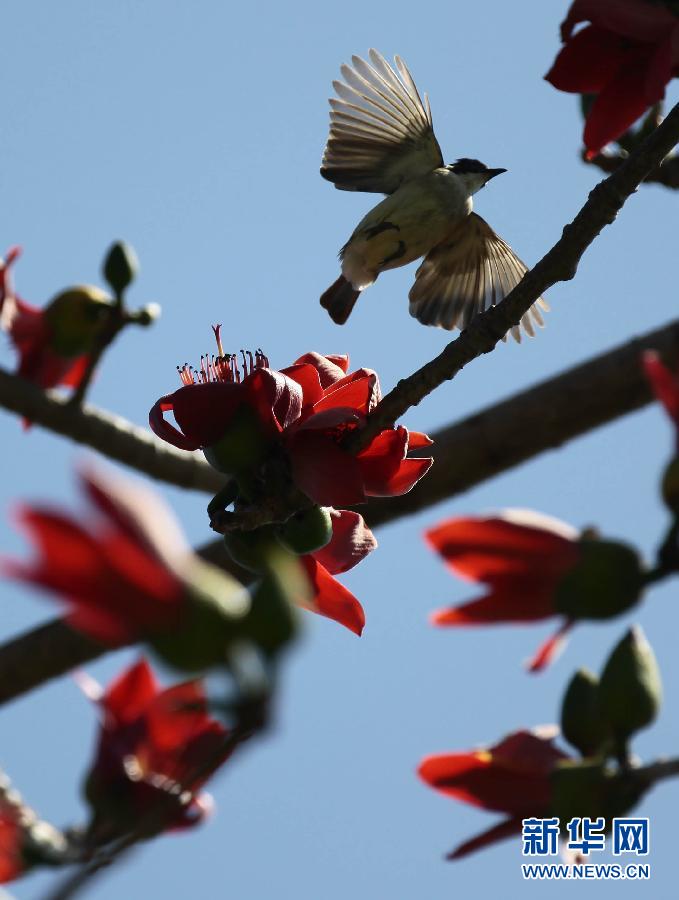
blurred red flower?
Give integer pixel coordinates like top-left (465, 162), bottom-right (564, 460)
top-left (85, 658), bottom-right (231, 838)
top-left (545, 0), bottom-right (679, 158)
top-left (3, 466), bottom-right (213, 644)
top-left (418, 727), bottom-right (569, 859)
top-left (425, 511), bottom-right (581, 671)
top-left (1, 246), bottom-right (111, 392)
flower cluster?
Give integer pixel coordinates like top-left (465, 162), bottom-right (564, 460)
top-left (546, 0), bottom-right (679, 158)
top-left (150, 331), bottom-right (432, 634)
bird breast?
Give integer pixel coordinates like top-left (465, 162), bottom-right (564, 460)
top-left (341, 170), bottom-right (473, 287)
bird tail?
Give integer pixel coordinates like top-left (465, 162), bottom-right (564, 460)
top-left (320, 276), bottom-right (361, 325)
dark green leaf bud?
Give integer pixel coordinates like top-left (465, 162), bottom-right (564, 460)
top-left (598, 627), bottom-right (662, 741)
top-left (560, 668), bottom-right (609, 757)
top-left (554, 537), bottom-right (644, 621)
top-left (102, 241), bottom-right (139, 295)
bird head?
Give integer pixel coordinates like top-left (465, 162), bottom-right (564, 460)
top-left (446, 158), bottom-right (507, 195)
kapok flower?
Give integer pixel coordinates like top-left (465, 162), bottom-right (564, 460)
top-left (149, 330), bottom-right (433, 506)
top-left (84, 658), bottom-right (232, 839)
top-left (299, 509), bottom-right (377, 636)
top-left (545, 0), bottom-right (679, 158)
top-left (1, 247), bottom-right (113, 391)
top-left (425, 510), bottom-right (644, 671)
top-left (418, 727), bottom-right (569, 859)
top-left (3, 465), bottom-right (249, 655)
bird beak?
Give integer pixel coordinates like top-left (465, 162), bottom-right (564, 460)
top-left (486, 168), bottom-right (507, 180)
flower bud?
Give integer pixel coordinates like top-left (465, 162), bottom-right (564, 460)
top-left (102, 241), bottom-right (139, 295)
top-left (44, 286), bottom-right (113, 356)
top-left (223, 527), bottom-right (279, 573)
top-left (598, 626), bottom-right (662, 741)
top-left (277, 506), bottom-right (333, 555)
top-left (661, 457), bottom-right (679, 515)
top-left (203, 407), bottom-right (272, 476)
top-left (554, 537), bottom-right (643, 621)
top-left (560, 668), bottom-right (609, 757)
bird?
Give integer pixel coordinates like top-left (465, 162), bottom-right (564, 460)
top-left (319, 49), bottom-right (547, 341)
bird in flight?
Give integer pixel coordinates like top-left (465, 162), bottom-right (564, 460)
top-left (319, 49), bottom-right (547, 341)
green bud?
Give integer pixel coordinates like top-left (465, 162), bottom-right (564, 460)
top-left (102, 241), bottom-right (139, 295)
top-left (150, 561), bottom-right (250, 673)
top-left (223, 527), bottom-right (279, 573)
top-left (560, 668), bottom-right (609, 757)
top-left (554, 537), bottom-right (644, 621)
top-left (551, 759), bottom-right (646, 827)
top-left (44, 286), bottom-right (113, 356)
top-left (598, 626), bottom-right (662, 741)
top-left (661, 457), bottom-right (679, 515)
top-left (203, 407), bottom-right (272, 477)
top-left (277, 506), bottom-right (333, 555)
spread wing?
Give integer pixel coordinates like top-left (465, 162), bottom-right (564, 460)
top-left (320, 49), bottom-right (444, 194)
top-left (408, 213), bottom-right (548, 342)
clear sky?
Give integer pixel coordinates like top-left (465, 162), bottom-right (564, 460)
top-left (1, 1), bottom-right (678, 897)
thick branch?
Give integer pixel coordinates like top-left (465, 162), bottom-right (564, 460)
top-left (0, 368), bottom-right (223, 493)
top-left (348, 101), bottom-right (679, 451)
top-left (2, 316), bottom-right (679, 706)
top-left (585, 150), bottom-right (679, 189)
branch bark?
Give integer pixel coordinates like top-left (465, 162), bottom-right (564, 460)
top-left (0, 367), bottom-right (224, 493)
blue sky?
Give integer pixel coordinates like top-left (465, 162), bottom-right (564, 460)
top-left (1, 1), bottom-right (679, 897)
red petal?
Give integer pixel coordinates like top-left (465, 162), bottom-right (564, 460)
top-left (562, 0), bottom-right (678, 43)
top-left (491, 729), bottom-right (569, 773)
top-left (357, 427), bottom-right (433, 497)
top-left (583, 49), bottom-right (659, 156)
top-left (311, 510), bottom-right (377, 575)
top-left (102, 658), bottom-right (159, 724)
top-left (279, 363), bottom-right (325, 407)
top-left (545, 25), bottom-right (631, 93)
top-left (526, 621), bottom-right (574, 673)
top-left (147, 680), bottom-right (225, 753)
top-left (60, 354), bottom-right (92, 389)
top-left (311, 370), bottom-right (380, 417)
top-left (66, 607), bottom-right (135, 644)
top-left (430, 581), bottom-right (556, 626)
top-left (447, 817), bottom-right (523, 861)
top-left (408, 430), bottom-right (434, 449)
top-left (300, 557), bottom-right (365, 635)
top-left (418, 751), bottom-right (552, 815)
top-left (290, 352), bottom-right (349, 387)
top-left (149, 395), bottom-right (203, 451)
top-left (425, 517), bottom-right (579, 582)
top-left (244, 368), bottom-right (303, 432)
top-left (642, 351), bottom-right (679, 424)
top-left (288, 431), bottom-right (366, 506)
top-left (172, 382), bottom-right (245, 447)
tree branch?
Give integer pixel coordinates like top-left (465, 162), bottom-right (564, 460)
top-left (0, 367), bottom-right (224, 493)
top-left (2, 314), bottom-right (679, 707)
top-left (346, 101), bottom-right (679, 451)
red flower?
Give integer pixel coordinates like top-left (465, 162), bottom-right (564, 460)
top-left (150, 331), bottom-right (433, 505)
top-left (1, 247), bottom-right (111, 392)
top-left (0, 802), bottom-right (26, 884)
top-left (643, 350), bottom-right (679, 433)
top-left (418, 727), bottom-right (569, 859)
top-left (545, 0), bottom-right (679, 158)
top-left (284, 360), bottom-right (433, 507)
top-left (84, 658), bottom-right (231, 837)
top-left (425, 511), bottom-right (581, 671)
top-left (2, 465), bottom-right (225, 645)
top-left (300, 509), bottom-right (377, 635)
